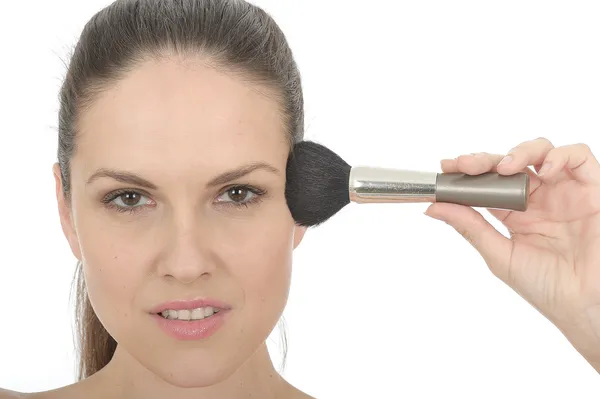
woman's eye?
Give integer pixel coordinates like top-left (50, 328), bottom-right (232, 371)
top-left (217, 187), bottom-right (256, 204)
top-left (118, 192), bottom-right (144, 206)
top-left (107, 191), bottom-right (151, 213)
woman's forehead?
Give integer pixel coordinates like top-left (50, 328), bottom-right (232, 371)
top-left (74, 58), bottom-right (289, 172)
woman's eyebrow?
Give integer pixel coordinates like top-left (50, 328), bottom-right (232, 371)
top-left (85, 162), bottom-right (280, 189)
top-left (206, 162), bottom-right (280, 187)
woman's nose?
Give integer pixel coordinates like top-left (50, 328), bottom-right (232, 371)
top-left (158, 219), bottom-right (217, 284)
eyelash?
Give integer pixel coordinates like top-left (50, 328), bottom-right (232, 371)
top-left (100, 184), bottom-right (267, 215)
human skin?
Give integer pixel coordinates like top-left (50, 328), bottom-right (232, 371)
top-left (426, 138), bottom-right (600, 375)
top-left (45, 55), bottom-right (312, 399)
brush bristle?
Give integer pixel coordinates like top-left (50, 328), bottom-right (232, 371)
top-left (285, 140), bottom-right (351, 227)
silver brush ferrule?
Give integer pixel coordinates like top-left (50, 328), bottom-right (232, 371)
top-left (348, 166), bottom-right (529, 211)
top-left (349, 166), bottom-right (437, 203)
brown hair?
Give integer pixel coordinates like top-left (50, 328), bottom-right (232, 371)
top-left (59, 0), bottom-right (304, 380)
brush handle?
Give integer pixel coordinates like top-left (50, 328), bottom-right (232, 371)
top-left (435, 172), bottom-right (529, 211)
top-left (348, 167), bottom-right (530, 211)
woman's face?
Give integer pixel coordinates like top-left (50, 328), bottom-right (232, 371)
top-left (54, 56), bottom-right (306, 387)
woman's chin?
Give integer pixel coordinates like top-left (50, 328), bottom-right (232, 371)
top-left (151, 361), bottom-right (236, 389)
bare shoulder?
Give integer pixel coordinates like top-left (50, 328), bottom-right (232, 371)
top-left (0, 388), bottom-right (27, 398)
top-left (0, 387), bottom-right (73, 399)
top-left (298, 393), bottom-right (317, 399)
top-left (287, 385), bottom-right (317, 399)
top-left (0, 388), bottom-right (52, 399)
top-left (293, 391), bottom-right (317, 399)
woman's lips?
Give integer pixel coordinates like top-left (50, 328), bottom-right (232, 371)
top-left (149, 297), bottom-right (232, 341)
top-left (150, 297), bottom-right (232, 314)
top-left (151, 308), bottom-right (230, 341)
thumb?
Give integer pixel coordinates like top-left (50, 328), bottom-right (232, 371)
top-left (424, 202), bottom-right (513, 279)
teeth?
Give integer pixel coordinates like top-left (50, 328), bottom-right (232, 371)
top-left (160, 307), bottom-right (219, 321)
top-left (178, 309), bottom-right (191, 321)
top-left (191, 308), bottom-right (204, 319)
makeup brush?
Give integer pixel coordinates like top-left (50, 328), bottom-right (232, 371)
top-left (285, 140), bottom-right (529, 227)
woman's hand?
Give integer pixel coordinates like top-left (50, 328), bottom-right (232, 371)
top-left (424, 137), bottom-right (600, 372)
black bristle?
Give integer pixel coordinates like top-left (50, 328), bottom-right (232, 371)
top-left (285, 140), bottom-right (352, 227)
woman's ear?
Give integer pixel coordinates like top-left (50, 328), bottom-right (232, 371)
top-left (53, 163), bottom-right (82, 261)
top-left (292, 225), bottom-right (307, 249)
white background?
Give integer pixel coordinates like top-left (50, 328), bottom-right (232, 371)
top-left (1, 0), bottom-right (599, 397)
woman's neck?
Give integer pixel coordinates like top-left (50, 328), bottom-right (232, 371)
top-left (85, 342), bottom-right (290, 399)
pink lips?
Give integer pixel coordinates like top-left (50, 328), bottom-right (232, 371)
top-left (151, 298), bottom-right (232, 314)
top-left (150, 297), bottom-right (232, 341)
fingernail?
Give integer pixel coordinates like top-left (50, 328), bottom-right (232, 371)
top-left (538, 162), bottom-right (551, 176)
top-left (498, 155), bottom-right (513, 165)
top-left (424, 209), bottom-right (445, 222)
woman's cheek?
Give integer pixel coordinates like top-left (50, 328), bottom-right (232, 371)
top-left (80, 234), bottom-right (142, 331)
top-left (235, 218), bottom-right (294, 294)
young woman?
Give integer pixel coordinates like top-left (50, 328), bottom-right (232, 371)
top-left (2, 0), bottom-right (599, 398)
